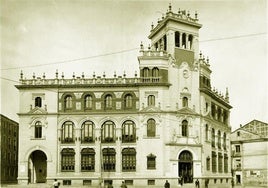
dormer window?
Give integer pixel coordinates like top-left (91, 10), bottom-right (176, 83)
top-left (35, 97), bottom-right (42, 107)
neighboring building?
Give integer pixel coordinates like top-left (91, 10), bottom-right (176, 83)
top-left (231, 120), bottom-right (268, 187)
top-left (0, 114), bottom-right (19, 185)
top-left (15, 4), bottom-right (233, 188)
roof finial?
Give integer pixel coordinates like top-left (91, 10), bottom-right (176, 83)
top-left (33, 72), bottom-right (35, 79)
top-left (55, 69), bottom-right (58, 79)
top-left (162, 14), bottom-right (165, 20)
top-left (178, 8), bottom-right (181, 14)
top-left (61, 72), bottom-right (64, 79)
top-left (82, 72), bottom-right (84, 79)
top-left (20, 70), bottom-right (23, 80)
top-left (195, 11), bottom-right (198, 19)
top-left (168, 3), bottom-right (172, 12)
top-left (151, 22), bottom-right (154, 30)
top-left (187, 11), bottom-right (190, 17)
top-left (140, 41), bottom-right (144, 50)
top-left (199, 51), bottom-right (202, 59)
top-left (225, 87), bottom-right (229, 102)
top-left (43, 73), bottom-right (46, 79)
top-left (72, 72), bottom-right (75, 79)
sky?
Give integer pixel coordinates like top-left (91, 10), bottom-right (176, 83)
top-left (1, 0), bottom-right (267, 131)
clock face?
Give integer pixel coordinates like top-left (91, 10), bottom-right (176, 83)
top-left (183, 70), bottom-right (189, 78)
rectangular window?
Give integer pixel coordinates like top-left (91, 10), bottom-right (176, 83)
top-left (212, 151), bottom-right (217, 173)
top-left (83, 180), bottom-right (91, 185)
top-left (206, 157), bottom-right (210, 171)
top-left (224, 154), bottom-right (228, 173)
top-left (235, 145), bottom-right (240, 153)
top-left (218, 153), bottom-right (223, 173)
top-left (147, 155), bottom-right (156, 169)
top-left (148, 180), bottom-right (155, 185)
top-left (81, 155), bottom-right (95, 171)
top-left (61, 155), bottom-right (75, 171)
top-left (63, 180), bottom-right (71, 185)
top-left (125, 180), bottom-right (133, 185)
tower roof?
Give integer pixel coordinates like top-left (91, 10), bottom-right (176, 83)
top-left (149, 4), bottom-right (202, 39)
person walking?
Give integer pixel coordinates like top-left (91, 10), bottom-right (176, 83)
top-left (53, 179), bottom-right (60, 188)
top-left (195, 179), bottom-right (200, 188)
top-left (164, 180), bottom-right (170, 188)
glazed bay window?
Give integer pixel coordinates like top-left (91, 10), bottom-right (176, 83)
top-left (81, 121), bottom-right (94, 143)
top-left (101, 121), bottom-right (115, 143)
top-left (147, 153), bottom-right (156, 169)
top-left (61, 148), bottom-right (75, 171)
top-left (102, 148), bottom-right (116, 172)
top-left (211, 128), bottom-right (215, 147)
top-left (122, 120), bottom-right (136, 143)
top-left (62, 121), bottom-right (74, 143)
top-left (81, 148), bottom-right (95, 171)
top-left (122, 148), bottom-right (136, 171)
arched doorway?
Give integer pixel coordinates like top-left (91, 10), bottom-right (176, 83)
top-left (178, 150), bottom-right (193, 184)
top-left (28, 150), bottom-right (47, 183)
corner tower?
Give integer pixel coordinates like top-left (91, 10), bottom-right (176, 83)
top-left (149, 4), bottom-right (202, 67)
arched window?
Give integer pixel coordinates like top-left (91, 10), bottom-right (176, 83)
top-left (81, 148), bottom-right (95, 171)
top-left (152, 67), bottom-right (159, 82)
top-left (147, 153), bottom-right (156, 169)
top-left (188, 34), bottom-right (193, 50)
top-left (122, 148), bottom-right (136, 171)
top-left (85, 95), bottom-right (93, 109)
top-left (101, 121), bottom-right (115, 143)
top-left (217, 108), bottom-right (222, 121)
top-left (122, 120), bottom-right (136, 143)
top-left (62, 121), bottom-right (74, 143)
top-left (182, 97), bottom-right (188, 107)
top-left (218, 130), bottom-right (221, 149)
top-left (147, 119), bottom-right (156, 137)
top-left (175, 31), bottom-right (180, 47)
top-left (143, 68), bottom-right (150, 77)
top-left (102, 148), bottom-right (116, 171)
top-left (35, 97), bottom-right (42, 107)
top-left (81, 121), bottom-right (94, 143)
top-left (61, 148), bottom-right (75, 171)
top-left (211, 128), bottom-right (215, 147)
top-left (124, 94), bottom-right (133, 109)
top-left (34, 121), bottom-right (42, 138)
top-left (64, 95), bottom-right (73, 109)
top-left (147, 95), bottom-right (155, 106)
top-left (182, 120), bottom-right (188, 137)
top-left (205, 124), bottom-right (209, 141)
top-left (182, 33), bottom-right (186, 49)
top-left (104, 94), bottom-right (113, 109)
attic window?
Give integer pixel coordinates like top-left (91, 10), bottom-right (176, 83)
top-left (237, 131), bottom-right (240, 137)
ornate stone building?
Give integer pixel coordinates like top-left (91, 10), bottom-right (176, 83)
top-left (0, 114), bottom-right (19, 185)
top-left (16, 4), bottom-right (232, 188)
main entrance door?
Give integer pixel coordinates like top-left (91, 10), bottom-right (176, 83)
top-left (178, 150), bottom-right (193, 184)
top-left (28, 150), bottom-right (47, 183)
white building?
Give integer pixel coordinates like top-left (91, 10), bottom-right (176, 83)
top-left (231, 120), bottom-right (268, 187)
top-left (16, 4), bottom-right (232, 188)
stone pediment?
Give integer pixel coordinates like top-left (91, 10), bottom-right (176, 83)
top-left (28, 107), bottom-right (47, 114)
top-left (140, 106), bottom-right (161, 112)
top-left (177, 107), bottom-right (198, 115)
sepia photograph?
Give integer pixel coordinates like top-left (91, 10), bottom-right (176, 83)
top-left (1, 0), bottom-right (267, 187)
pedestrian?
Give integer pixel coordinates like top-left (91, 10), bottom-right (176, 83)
top-left (164, 180), bottom-right (170, 188)
top-left (180, 176), bottom-right (183, 186)
top-left (53, 179), bottom-right (60, 188)
top-left (195, 179), bottom-right (200, 188)
top-left (120, 181), bottom-right (127, 188)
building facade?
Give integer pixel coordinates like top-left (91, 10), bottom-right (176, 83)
top-left (0, 114), bottom-right (19, 185)
top-left (231, 120), bottom-right (268, 187)
top-left (16, 4), bottom-right (232, 187)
